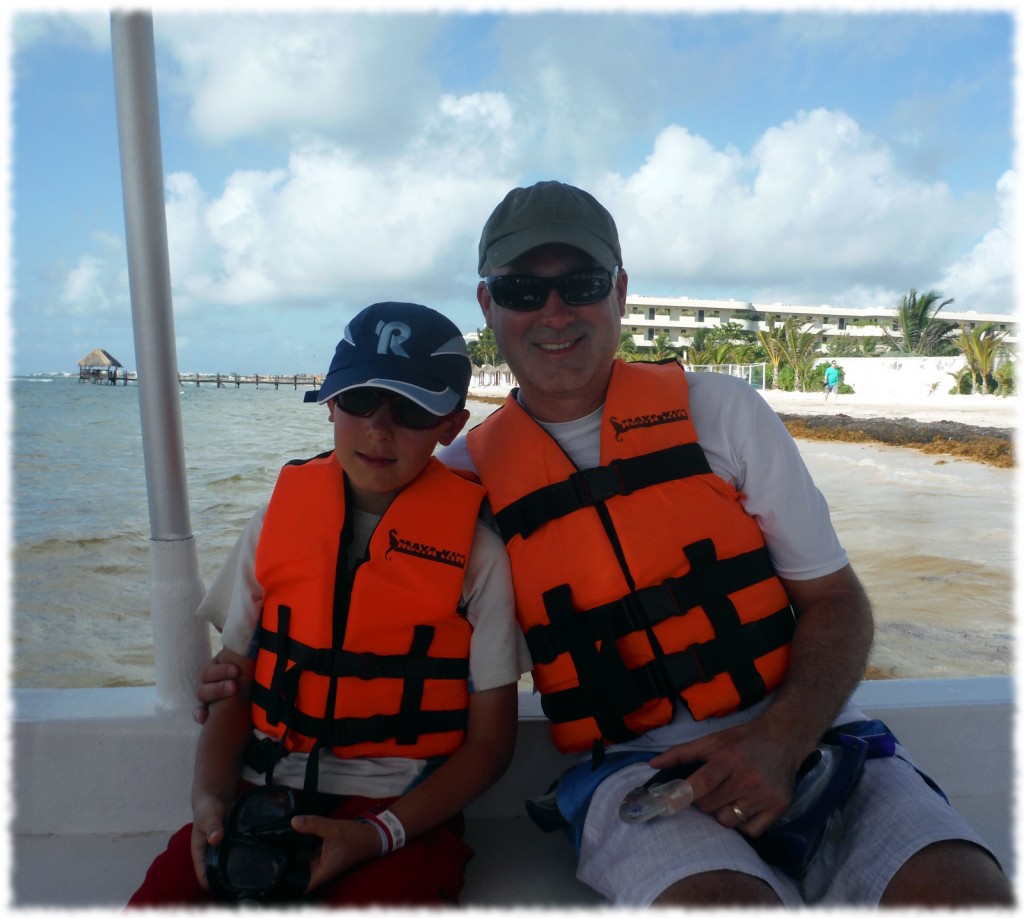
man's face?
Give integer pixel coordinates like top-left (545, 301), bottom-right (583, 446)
top-left (478, 243), bottom-right (627, 423)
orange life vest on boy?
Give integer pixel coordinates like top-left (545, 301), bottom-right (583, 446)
top-left (467, 359), bottom-right (794, 754)
top-left (250, 452), bottom-right (483, 760)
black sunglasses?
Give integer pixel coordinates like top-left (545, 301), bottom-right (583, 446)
top-left (334, 387), bottom-right (447, 430)
top-left (484, 267), bottom-right (617, 312)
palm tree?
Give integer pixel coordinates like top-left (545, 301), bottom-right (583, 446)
top-left (993, 353), bottom-right (1015, 396)
top-left (825, 334), bottom-right (860, 358)
top-left (778, 319), bottom-right (823, 391)
top-left (757, 319), bottom-right (787, 390)
top-left (954, 324), bottom-right (1008, 395)
top-left (882, 289), bottom-right (958, 356)
top-left (616, 330), bottom-right (640, 362)
top-left (689, 339), bottom-right (739, 369)
top-left (855, 336), bottom-right (882, 357)
top-left (647, 331), bottom-right (681, 362)
top-left (467, 327), bottom-right (501, 366)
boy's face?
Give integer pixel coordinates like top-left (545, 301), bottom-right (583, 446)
top-left (328, 393), bottom-right (469, 514)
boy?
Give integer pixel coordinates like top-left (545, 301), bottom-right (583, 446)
top-left (129, 302), bottom-right (520, 906)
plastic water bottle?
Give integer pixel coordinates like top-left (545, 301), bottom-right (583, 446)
top-left (618, 778), bottom-right (694, 823)
top-left (774, 746), bottom-right (835, 827)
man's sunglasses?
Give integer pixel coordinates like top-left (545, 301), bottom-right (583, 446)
top-left (484, 267), bottom-right (617, 312)
top-left (334, 387), bottom-right (448, 430)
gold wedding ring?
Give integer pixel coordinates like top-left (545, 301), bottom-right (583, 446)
top-left (730, 803), bottom-right (747, 822)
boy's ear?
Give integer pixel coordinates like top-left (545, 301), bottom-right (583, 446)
top-left (437, 408), bottom-right (470, 446)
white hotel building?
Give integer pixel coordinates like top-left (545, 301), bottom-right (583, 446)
top-left (623, 294), bottom-right (1018, 352)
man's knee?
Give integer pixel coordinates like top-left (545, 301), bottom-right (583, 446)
top-left (881, 840), bottom-right (1013, 907)
top-left (652, 869), bottom-right (782, 906)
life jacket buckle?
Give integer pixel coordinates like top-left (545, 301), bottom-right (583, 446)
top-left (569, 460), bottom-right (628, 506)
top-left (354, 652), bottom-right (376, 680)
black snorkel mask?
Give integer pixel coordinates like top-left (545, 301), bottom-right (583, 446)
top-left (205, 784), bottom-right (319, 903)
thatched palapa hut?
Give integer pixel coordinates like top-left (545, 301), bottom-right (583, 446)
top-left (78, 349), bottom-right (124, 384)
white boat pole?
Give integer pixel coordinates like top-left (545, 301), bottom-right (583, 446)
top-left (111, 11), bottom-right (210, 710)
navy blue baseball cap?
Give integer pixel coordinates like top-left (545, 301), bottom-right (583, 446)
top-left (304, 302), bottom-right (471, 415)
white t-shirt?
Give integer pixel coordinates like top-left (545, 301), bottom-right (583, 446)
top-left (198, 507), bottom-right (524, 796)
top-left (437, 370), bottom-right (862, 752)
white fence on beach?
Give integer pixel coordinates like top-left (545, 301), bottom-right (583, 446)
top-left (684, 362), bottom-right (767, 389)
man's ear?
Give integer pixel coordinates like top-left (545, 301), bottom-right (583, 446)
top-left (438, 408), bottom-right (471, 446)
top-left (614, 267), bottom-right (629, 317)
top-left (477, 281), bottom-right (493, 328)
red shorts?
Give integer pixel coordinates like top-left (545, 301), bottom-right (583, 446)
top-left (127, 790), bottom-right (473, 907)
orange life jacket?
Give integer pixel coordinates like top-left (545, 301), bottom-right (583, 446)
top-left (250, 452), bottom-right (483, 761)
top-left (467, 359), bottom-right (794, 754)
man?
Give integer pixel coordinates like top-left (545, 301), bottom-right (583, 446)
top-left (198, 181), bottom-right (1011, 907)
top-left (824, 360), bottom-right (841, 403)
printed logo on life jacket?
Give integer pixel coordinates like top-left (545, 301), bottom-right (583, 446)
top-left (386, 528), bottom-right (467, 568)
top-left (609, 407), bottom-right (689, 441)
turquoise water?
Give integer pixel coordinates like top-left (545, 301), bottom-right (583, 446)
top-left (9, 376), bottom-right (1014, 688)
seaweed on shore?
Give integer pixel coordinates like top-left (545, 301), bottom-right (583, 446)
top-left (469, 395), bottom-right (1015, 468)
top-left (778, 414), bottom-right (1015, 469)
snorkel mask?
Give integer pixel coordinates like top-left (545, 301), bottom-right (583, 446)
top-left (205, 784), bottom-right (319, 902)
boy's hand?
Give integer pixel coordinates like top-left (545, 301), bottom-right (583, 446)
top-left (291, 815), bottom-right (380, 892)
top-left (191, 795), bottom-right (229, 889)
top-left (192, 657), bottom-right (241, 725)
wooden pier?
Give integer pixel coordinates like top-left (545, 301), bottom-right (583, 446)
top-left (176, 372), bottom-right (321, 390)
top-left (82, 371), bottom-right (322, 391)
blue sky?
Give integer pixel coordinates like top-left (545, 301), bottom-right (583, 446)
top-left (3, 3), bottom-right (1019, 376)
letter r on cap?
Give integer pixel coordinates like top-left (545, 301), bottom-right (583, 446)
top-left (375, 320), bottom-right (411, 357)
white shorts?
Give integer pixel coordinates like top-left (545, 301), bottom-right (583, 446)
top-left (576, 746), bottom-right (996, 906)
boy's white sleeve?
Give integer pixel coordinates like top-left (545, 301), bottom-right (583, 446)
top-left (196, 505), bottom-right (267, 657)
top-left (463, 520), bottom-right (531, 692)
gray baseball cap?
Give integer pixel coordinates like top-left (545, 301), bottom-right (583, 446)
top-left (478, 180), bottom-right (622, 275)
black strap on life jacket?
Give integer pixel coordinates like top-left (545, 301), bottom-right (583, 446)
top-left (251, 621), bottom-right (470, 748)
top-left (531, 539), bottom-right (795, 734)
top-left (493, 443), bottom-right (712, 543)
top-left (525, 543), bottom-right (781, 665)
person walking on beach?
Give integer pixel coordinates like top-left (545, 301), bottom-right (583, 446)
top-left (824, 360), bottom-right (841, 403)
top-left (132, 302), bottom-right (519, 906)
top-left (196, 183), bottom-right (1011, 908)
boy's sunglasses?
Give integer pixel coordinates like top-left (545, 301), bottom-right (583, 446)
top-left (334, 387), bottom-right (447, 430)
top-left (484, 267), bottom-right (617, 312)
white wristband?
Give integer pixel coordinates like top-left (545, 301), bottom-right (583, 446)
top-left (359, 809), bottom-right (407, 855)
top-left (358, 816), bottom-right (389, 856)
top-left (375, 808), bottom-right (407, 852)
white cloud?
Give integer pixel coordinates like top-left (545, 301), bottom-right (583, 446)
top-left (59, 232), bottom-right (127, 315)
top-left (158, 15), bottom-right (444, 148)
top-left (64, 103), bottom-right (1018, 342)
top-left (934, 170), bottom-right (1016, 315)
top-left (13, 11), bottom-right (110, 51)
top-left (604, 109), bottom-right (999, 310)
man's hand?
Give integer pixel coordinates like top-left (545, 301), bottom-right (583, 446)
top-left (192, 656), bottom-right (241, 725)
top-left (648, 719), bottom-right (810, 838)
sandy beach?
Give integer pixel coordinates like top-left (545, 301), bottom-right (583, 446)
top-left (757, 388), bottom-right (1018, 430)
top-left (470, 384), bottom-right (1018, 432)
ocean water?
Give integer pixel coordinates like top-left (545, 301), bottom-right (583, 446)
top-left (9, 375), bottom-right (1014, 689)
